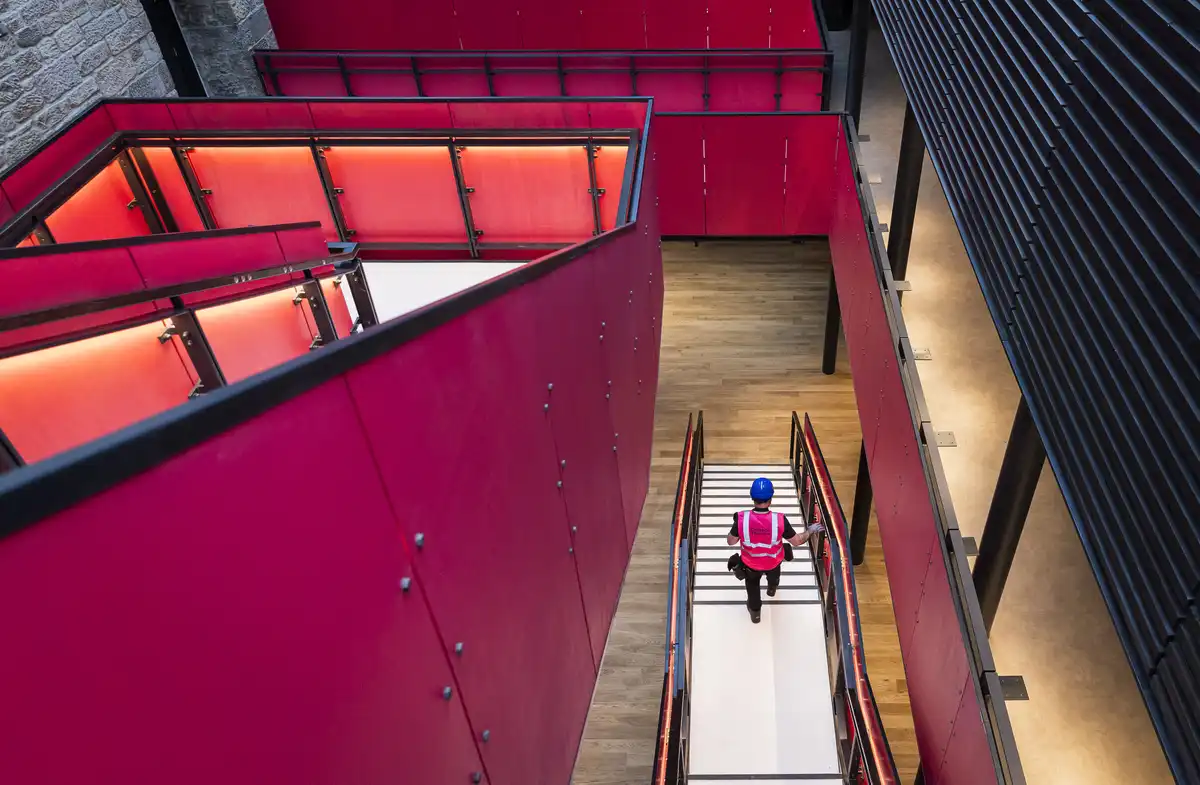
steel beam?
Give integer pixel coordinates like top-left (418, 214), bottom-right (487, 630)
top-left (850, 443), bottom-right (872, 565)
top-left (821, 269), bottom-right (840, 375)
top-left (845, 0), bottom-right (871, 126)
top-left (888, 102), bottom-right (924, 282)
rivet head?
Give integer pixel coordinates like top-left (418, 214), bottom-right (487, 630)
top-left (443, 686), bottom-right (453, 700)
top-left (568, 547), bottom-right (574, 553)
top-left (547, 383), bottom-right (554, 391)
top-left (607, 380), bottom-right (612, 386)
top-left (557, 480), bottom-right (563, 488)
top-left (544, 403), bottom-right (550, 411)
top-left (415, 532), bottom-right (425, 548)
top-left (601, 321), bottom-right (606, 328)
top-left (599, 335), bottom-right (604, 341)
top-left (472, 773), bottom-right (482, 784)
top-left (400, 577), bottom-right (412, 592)
top-left (455, 642), bottom-right (464, 655)
top-left (572, 526), bottom-right (577, 533)
top-left (613, 445), bottom-right (618, 452)
top-left (481, 729), bottom-right (491, 742)
top-left (560, 459), bottom-right (566, 467)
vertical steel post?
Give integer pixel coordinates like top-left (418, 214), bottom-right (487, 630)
top-left (821, 269), bottom-right (840, 374)
top-left (845, 0), bottom-right (871, 126)
top-left (849, 443), bottom-right (872, 565)
top-left (888, 102), bottom-right (924, 282)
top-left (973, 396), bottom-right (1046, 632)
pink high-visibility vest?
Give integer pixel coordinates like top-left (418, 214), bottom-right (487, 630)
top-left (738, 510), bottom-right (785, 571)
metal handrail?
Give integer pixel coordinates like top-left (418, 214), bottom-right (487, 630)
top-left (791, 411), bottom-right (900, 785)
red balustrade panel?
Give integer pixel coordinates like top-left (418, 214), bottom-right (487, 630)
top-left (637, 56), bottom-right (705, 112)
top-left (306, 100), bottom-right (454, 130)
top-left (709, 68), bottom-right (778, 112)
top-left (347, 56), bottom-right (421, 97)
top-left (419, 57), bottom-right (494, 98)
top-left (0, 321), bottom-right (196, 462)
top-left (936, 680), bottom-right (1000, 784)
top-left (129, 228), bottom-right (292, 288)
top-left (491, 56), bottom-right (564, 98)
top-left (703, 114), bottom-right (787, 235)
top-left (0, 246), bottom-right (143, 318)
top-left (268, 54), bottom-right (348, 97)
top-left (134, 147), bottom-right (206, 233)
top-left (197, 287), bottom-right (317, 383)
top-left (346, 289), bottom-right (595, 785)
top-left (45, 160), bottom-right (152, 243)
top-left (185, 147), bottom-right (338, 241)
top-left (564, 64), bottom-right (634, 101)
top-left (458, 146), bottom-right (594, 243)
top-left (323, 146), bottom-right (466, 244)
top-left (0, 382), bottom-right (487, 784)
top-left (654, 115), bottom-right (705, 236)
top-left (536, 250), bottom-right (629, 664)
top-left (166, 102), bottom-right (315, 132)
top-left (781, 65), bottom-right (826, 111)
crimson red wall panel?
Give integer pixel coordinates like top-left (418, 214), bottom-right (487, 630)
top-left (519, 0), bottom-right (584, 49)
top-left (459, 146), bottom-right (594, 243)
top-left (135, 147), bottom-right (206, 233)
top-left (644, 0), bottom-right (706, 48)
top-left (0, 247), bottom-right (143, 318)
top-left (0, 381), bottom-right (488, 785)
top-left (703, 115), bottom-right (787, 235)
top-left (45, 161), bottom-right (152, 243)
top-left (1, 110), bottom-right (116, 212)
top-left (346, 294), bottom-right (595, 785)
top-left (186, 147), bottom-right (338, 241)
top-left (454, 0), bottom-right (522, 50)
top-left (324, 146), bottom-right (466, 244)
top-left (654, 116), bottom-right (705, 236)
top-left (166, 102), bottom-right (315, 132)
top-left (198, 288), bottom-right (316, 383)
top-left (580, 0), bottom-right (646, 48)
top-left (936, 680), bottom-right (997, 784)
top-left (593, 143), bottom-right (629, 230)
top-left (0, 321), bottom-right (196, 462)
top-left (535, 252), bottom-right (629, 664)
top-left (784, 114), bottom-right (839, 235)
top-left (129, 230), bottom-right (288, 288)
top-left (0, 303), bottom-right (159, 354)
top-left (769, 1), bottom-right (823, 48)
top-left (708, 0), bottom-right (771, 48)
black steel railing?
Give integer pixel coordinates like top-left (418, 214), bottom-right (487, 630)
top-left (791, 412), bottom-right (900, 785)
top-left (651, 411), bottom-right (704, 785)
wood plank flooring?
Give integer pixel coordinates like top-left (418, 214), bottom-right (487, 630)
top-left (571, 240), bottom-right (917, 784)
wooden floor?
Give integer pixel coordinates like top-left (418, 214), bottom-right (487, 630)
top-left (571, 241), bottom-right (917, 783)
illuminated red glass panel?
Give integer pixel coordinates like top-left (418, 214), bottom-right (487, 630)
top-left (197, 287), bottom-right (317, 383)
top-left (45, 161), bottom-right (153, 243)
top-left (0, 321), bottom-right (197, 462)
top-left (323, 146), bottom-right (466, 244)
top-left (134, 147), bottom-right (206, 233)
top-left (185, 147), bottom-right (338, 241)
top-left (592, 143), bottom-right (629, 231)
top-left (458, 146), bottom-right (594, 243)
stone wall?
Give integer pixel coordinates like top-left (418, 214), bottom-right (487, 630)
top-left (0, 0), bottom-right (175, 171)
top-left (172, 0), bottom-right (273, 96)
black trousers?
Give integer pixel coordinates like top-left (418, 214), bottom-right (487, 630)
top-left (744, 564), bottom-right (782, 612)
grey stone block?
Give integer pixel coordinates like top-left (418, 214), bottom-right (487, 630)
top-left (15, 26), bottom-right (42, 47)
top-left (55, 21), bottom-right (84, 49)
top-left (32, 97), bottom-right (72, 132)
top-left (106, 9), bottom-right (149, 53)
top-left (61, 0), bottom-right (90, 21)
top-left (6, 92), bottom-right (45, 123)
top-left (82, 6), bottom-right (124, 44)
top-left (10, 48), bottom-right (41, 79)
top-left (76, 39), bottom-right (110, 74)
top-left (35, 53), bottom-right (77, 102)
top-left (64, 76), bottom-right (97, 107)
top-left (125, 59), bottom-right (170, 97)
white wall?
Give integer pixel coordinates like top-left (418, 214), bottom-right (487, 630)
top-left (362, 262), bottom-right (525, 324)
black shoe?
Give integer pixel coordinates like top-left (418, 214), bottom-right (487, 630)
top-left (750, 609), bottom-right (761, 624)
top-left (767, 586), bottom-right (777, 597)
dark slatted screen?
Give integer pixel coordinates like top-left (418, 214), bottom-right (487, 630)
top-left (872, 0), bottom-right (1200, 778)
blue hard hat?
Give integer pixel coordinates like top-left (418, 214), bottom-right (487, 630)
top-left (750, 477), bottom-right (774, 502)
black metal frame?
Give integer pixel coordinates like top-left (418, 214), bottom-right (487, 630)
top-left (310, 142), bottom-right (352, 241)
top-left (165, 306), bottom-right (226, 396)
top-left (298, 279), bottom-right (341, 349)
top-left (585, 139), bottom-right (603, 235)
top-left (0, 427), bottom-right (22, 474)
top-left (448, 144), bottom-right (482, 257)
top-left (790, 412), bottom-right (899, 784)
top-left (129, 147), bottom-right (179, 233)
top-left (115, 150), bottom-right (166, 234)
